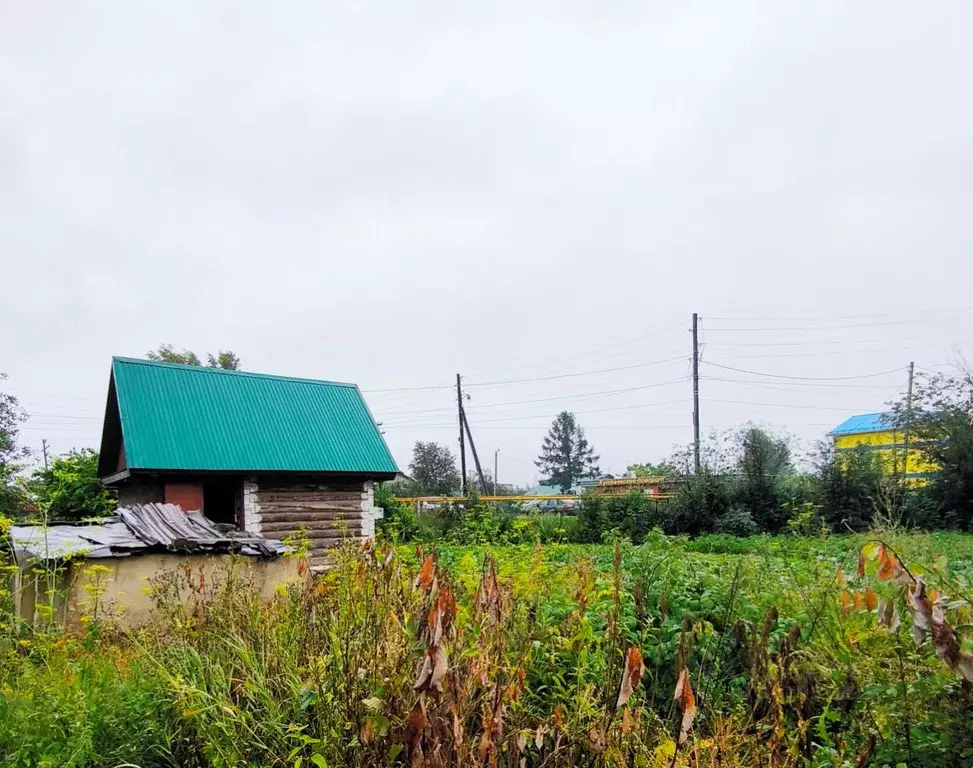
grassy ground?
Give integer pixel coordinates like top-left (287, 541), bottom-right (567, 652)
top-left (2, 531), bottom-right (973, 766)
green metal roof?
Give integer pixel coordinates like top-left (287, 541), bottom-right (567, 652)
top-left (103, 357), bottom-right (398, 475)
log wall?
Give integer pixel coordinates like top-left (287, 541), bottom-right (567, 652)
top-left (252, 482), bottom-right (368, 567)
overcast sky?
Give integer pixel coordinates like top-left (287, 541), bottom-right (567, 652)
top-left (2, 1), bottom-right (972, 485)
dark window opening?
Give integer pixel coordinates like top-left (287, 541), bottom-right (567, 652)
top-left (202, 479), bottom-right (243, 528)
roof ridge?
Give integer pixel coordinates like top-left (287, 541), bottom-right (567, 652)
top-left (112, 356), bottom-right (358, 389)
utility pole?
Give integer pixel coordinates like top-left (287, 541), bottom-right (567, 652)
top-left (903, 361), bottom-right (915, 480)
top-left (462, 412), bottom-right (488, 493)
top-left (41, 439), bottom-right (50, 471)
top-left (456, 373), bottom-right (467, 495)
top-left (494, 448), bottom-right (499, 496)
top-left (692, 312), bottom-right (701, 474)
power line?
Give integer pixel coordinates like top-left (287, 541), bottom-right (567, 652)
top-left (383, 396), bottom-right (692, 428)
top-left (702, 361), bottom-right (904, 382)
top-left (464, 354), bottom-right (686, 387)
top-left (704, 398), bottom-right (868, 412)
top-left (362, 353), bottom-right (686, 395)
top-left (702, 335), bottom-right (937, 348)
top-left (700, 376), bottom-right (904, 391)
top-left (462, 328), bottom-right (687, 379)
top-left (702, 314), bottom-right (973, 332)
top-left (378, 376), bottom-right (688, 417)
top-left (699, 343), bottom-right (945, 359)
top-left (705, 307), bottom-right (973, 322)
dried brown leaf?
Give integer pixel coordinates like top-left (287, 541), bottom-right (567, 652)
top-left (864, 587), bottom-right (877, 612)
top-left (621, 706), bottom-right (633, 734)
top-left (616, 646), bottom-right (645, 708)
top-left (414, 646), bottom-right (449, 692)
top-left (587, 726), bottom-right (606, 753)
top-left (415, 555), bottom-right (437, 593)
top-left (673, 667), bottom-right (697, 746)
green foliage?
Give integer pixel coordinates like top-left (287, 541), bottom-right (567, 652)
top-left (889, 368), bottom-right (973, 531)
top-left (923, 410), bottom-right (973, 531)
top-left (374, 482), bottom-right (420, 541)
top-left (535, 411), bottom-right (600, 492)
top-left (814, 442), bottom-right (885, 531)
top-left (0, 374), bottom-right (29, 519)
top-left (147, 344), bottom-right (241, 369)
top-left (733, 425), bottom-right (794, 532)
top-left (4, 533), bottom-right (973, 766)
top-left (574, 490), bottom-right (665, 543)
top-left (713, 505), bottom-right (758, 537)
top-left (440, 493), bottom-right (516, 544)
top-left (409, 441), bottom-right (460, 495)
top-left (29, 448), bottom-right (116, 521)
top-left (784, 502), bottom-right (829, 537)
top-left (625, 461), bottom-right (675, 478)
top-left (666, 470), bottom-right (733, 536)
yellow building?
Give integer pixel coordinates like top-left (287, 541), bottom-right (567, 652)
top-left (828, 412), bottom-right (937, 481)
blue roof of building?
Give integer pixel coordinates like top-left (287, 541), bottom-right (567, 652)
top-left (828, 412), bottom-right (894, 436)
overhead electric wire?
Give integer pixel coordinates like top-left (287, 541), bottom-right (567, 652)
top-left (463, 354), bottom-right (686, 387)
top-left (702, 314), bottom-right (973, 332)
top-left (705, 307), bottom-right (973, 322)
top-left (702, 361), bottom-right (904, 382)
top-left (702, 335), bottom-right (935, 348)
top-left (383, 396), bottom-right (692, 429)
top-left (377, 376), bottom-right (688, 417)
top-left (700, 376), bottom-right (905, 391)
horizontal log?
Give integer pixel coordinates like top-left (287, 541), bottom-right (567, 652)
top-left (302, 535), bottom-right (364, 548)
top-left (257, 485), bottom-right (361, 494)
top-left (259, 520), bottom-right (362, 534)
top-left (257, 492), bottom-right (363, 503)
top-left (256, 500), bottom-right (363, 512)
top-left (258, 510), bottom-right (364, 523)
top-left (267, 524), bottom-right (363, 538)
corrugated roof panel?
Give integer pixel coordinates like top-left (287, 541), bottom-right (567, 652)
top-left (111, 357), bottom-right (398, 474)
top-left (828, 412), bottom-right (894, 436)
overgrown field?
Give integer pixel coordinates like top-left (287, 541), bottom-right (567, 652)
top-left (3, 531), bottom-right (973, 767)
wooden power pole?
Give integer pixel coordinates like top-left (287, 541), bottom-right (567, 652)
top-left (903, 361), bottom-right (915, 479)
top-left (42, 438), bottom-right (50, 471)
top-left (692, 312), bottom-right (701, 474)
top-left (462, 412), bottom-right (488, 494)
top-left (456, 373), bottom-right (467, 495)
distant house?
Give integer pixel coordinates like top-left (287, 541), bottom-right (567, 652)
top-left (98, 358), bottom-right (398, 566)
top-left (828, 411), bottom-right (936, 482)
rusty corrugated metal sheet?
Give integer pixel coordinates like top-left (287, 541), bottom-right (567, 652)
top-left (110, 357), bottom-right (398, 474)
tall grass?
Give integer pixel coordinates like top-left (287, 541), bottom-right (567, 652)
top-left (2, 533), bottom-right (973, 766)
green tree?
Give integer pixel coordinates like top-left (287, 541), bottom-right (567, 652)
top-left (890, 369), bottom-right (973, 530)
top-left (626, 461), bottom-right (676, 478)
top-left (733, 425), bottom-right (794, 532)
top-left (31, 448), bottom-right (116, 521)
top-left (814, 442), bottom-right (884, 531)
top-left (0, 373), bottom-right (29, 518)
top-left (147, 344), bottom-right (241, 370)
top-left (409, 441), bottom-right (461, 496)
top-left (535, 411), bottom-right (600, 492)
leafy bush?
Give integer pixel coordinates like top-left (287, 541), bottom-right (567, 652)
top-left (375, 482), bottom-right (420, 541)
top-left (664, 470), bottom-right (732, 536)
top-left (441, 493), bottom-right (517, 544)
top-left (29, 448), bottom-right (116, 521)
top-left (814, 443), bottom-right (885, 531)
top-left (574, 490), bottom-right (665, 543)
top-left (713, 504), bottom-right (758, 537)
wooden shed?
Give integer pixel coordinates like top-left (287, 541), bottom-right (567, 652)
top-left (98, 358), bottom-right (398, 567)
